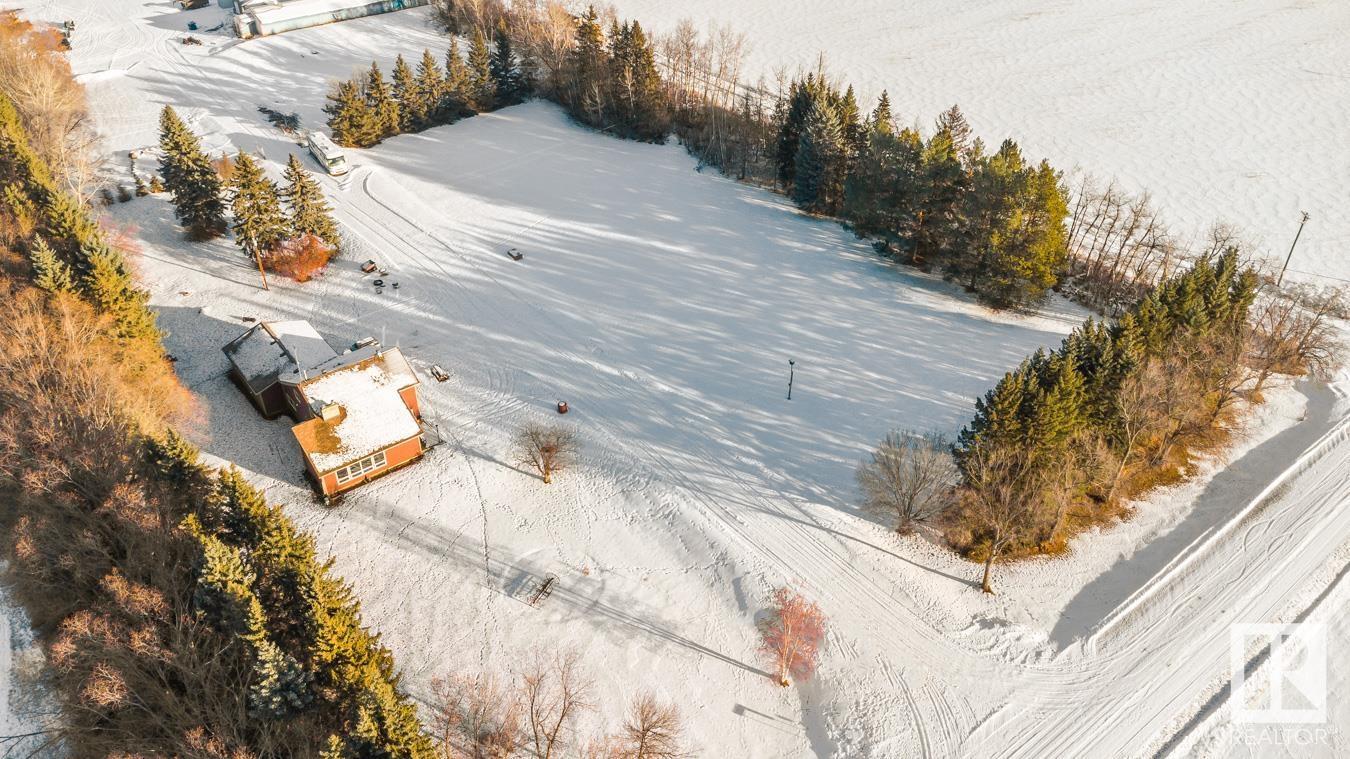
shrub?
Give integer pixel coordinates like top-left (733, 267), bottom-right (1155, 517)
top-left (267, 233), bottom-right (333, 282)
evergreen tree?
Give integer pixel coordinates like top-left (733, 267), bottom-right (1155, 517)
top-left (565, 5), bottom-right (608, 124)
top-left (607, 20), bottom-right (665, 140)
top-left (842, 125), bottom-right (924, 246)
top-left (911, 128), bottom-right (968, 267)
top-left (283, 153), bottom-right (339, 248)
top-left (324, 79), bottom-right (374, 148)
top-left (364, 63), bottom-right (400, 141)
top-left (869, 90), bottom-right (895, 136)
top-left (443, 39), bottom-right (471, 112)
top-left (186, 515), bottom-right (257, 635)
top-left (936, 104), bottom-right (974, 163)
top-left (158, 105), bottom-right (226, 240)
top-left (793, 99), bottom-right (847, 214)
top-left (28, 235), bottom-right (74, 293)
top-left (390, 54), bottom-right (417, 133)
top-left (243, 599), bottom-right (314, 719)
top-left (83, 246), bottom-right (160, 342)
top-left (412, 49), bottom-right (445, 128)
top-left (490, 23), bottom-right (526, 106)
top-left (775, 76), bottom-right (822, 187)
top-left (838, 84), bottom-right (865, 164)
top-left (229, 152), bottom-right (289, 256)
top-left (466, 28), bottom-right (496, 111)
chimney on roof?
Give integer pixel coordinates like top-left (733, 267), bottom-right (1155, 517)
top-left (320, 403), bottom-right (342, 422)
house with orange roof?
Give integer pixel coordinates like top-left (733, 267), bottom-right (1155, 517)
top-left (223, 320), bottom-right (425, 497)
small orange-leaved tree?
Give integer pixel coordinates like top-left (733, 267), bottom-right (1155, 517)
top-left (269, 233), bottom-right (334, 282)
top-left (759, 586), bottom-right (827, 687)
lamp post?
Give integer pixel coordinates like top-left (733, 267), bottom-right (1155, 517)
top-left (787, 359), bottom-right (796, 401)
top-left (1276, 211), bottom-right (1310, 287)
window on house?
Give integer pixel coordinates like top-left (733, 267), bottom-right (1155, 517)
top-left (334, 450), bottom-right (388, 485)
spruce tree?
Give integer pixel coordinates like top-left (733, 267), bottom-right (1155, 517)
top-left (28, 235), bottom-right (74, 293)
top-left (364, 63), bottom-right (400, 142)
top-left (325, 79), bottom-right (373, 148)
top-left (186, 515), bottom-right (257, 635)
top-left (936, 104), bottom-right (974, 163)
top-left (443, 39), bottom-right (471, 113)
top-left (467, 28), bottom-right (496, 111)
top-left (158, 105), bottom-right (226, 240)
top-left (83, 246), bottom-right (160, 342)
top-left (490, 23), bottom-right (525, 106)
top-left (566, 6), bottom-right (608, 124)
top-left (793, 99), bottom-right (846, 214)
top-left (911, 128), bottom-right (968, 268)
top-left (413, 48), bottom-right (445, 127)
top-left (244, 599), bottom-right (314, 719)
top-left (869, 90), bottom-right (895, 136)
top-left (283, 153), bottom-right (339, 248)
top-left (390, 54), bottom-right (417, 133)
top-left (229, 152), bottom-right (289, 256)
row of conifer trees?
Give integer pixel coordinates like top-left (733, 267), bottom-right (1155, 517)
top-left (158, 106), bottom-right (341, 263)
top-left (776, 79), bottom-right (1070, 309)
top-left (427, 4), bottom-right (1065, 308)
top-left (324, 29), bottom-right (526, 149)
top-left (1, 87), bottom-right (431, 756)
top-left (949, 251), bottom-right (1261, 588)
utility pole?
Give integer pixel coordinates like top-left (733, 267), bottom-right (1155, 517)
top-left (250, 234), bottom-right (269, 291)
top-left (787, 359), bottom-right (796, 401)
top-left (1276, 211), bottom-right (1310, 287)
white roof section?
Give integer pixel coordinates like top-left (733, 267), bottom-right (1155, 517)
top-left (294, 351), bottom-right (421, 472)
top-left (248, 0), bottom-right (390, 25)
top-left (223, 320), bottom-right (339, 392)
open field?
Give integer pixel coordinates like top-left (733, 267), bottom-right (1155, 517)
top-left (610, 0), bottom-right (1350, 286)
top-left (7, 1), bottom-right (1350, 756)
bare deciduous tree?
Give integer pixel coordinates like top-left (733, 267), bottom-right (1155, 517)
top-left (1247, 286), bottom-right (1345, 393)
top-left (856, 430), bottom-right (957, 534)
top-left (588, 693), bottom-right (687, 759)
top-left (430, 673), bottom-right (522, 758)
top-left (957, 441), bottom-right (1047, 594)
top-left (523, 650), bottom-right (592, 759)
top-left (758, 587), bottom-right (826, 687)
top-left (512, 422), bottom-right (578, 484)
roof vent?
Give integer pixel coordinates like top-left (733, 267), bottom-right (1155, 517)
top-left (320, 403), bottom-right (342, 422)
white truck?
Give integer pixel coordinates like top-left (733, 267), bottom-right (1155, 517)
top-left (307, 132), bottom-right (349, 176)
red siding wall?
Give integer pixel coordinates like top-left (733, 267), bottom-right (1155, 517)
top-left (318, 435), bottom-right (425, 496)
top-left (400, 385), bottom-right (420, 419)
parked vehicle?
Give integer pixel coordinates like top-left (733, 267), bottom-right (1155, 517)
top-left (179, 0), bottom-right (210, 9)
top-left (307, 132), bottom-right (349, 176)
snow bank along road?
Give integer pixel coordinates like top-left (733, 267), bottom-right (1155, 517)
top-left (17, 1), bottom-right (1350, 756)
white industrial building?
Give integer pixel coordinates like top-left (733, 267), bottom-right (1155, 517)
top-left (233, 0), bottom-right (428, 39)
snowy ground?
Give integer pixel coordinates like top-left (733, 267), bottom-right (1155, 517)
top-left (610, 0), bottom-right (1350, 286)
top-left (0, 579), bottom-right (58, 756)
top-left (7, 1), bottom-right (1350, 756)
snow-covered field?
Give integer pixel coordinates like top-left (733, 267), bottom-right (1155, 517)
top-left (7, 1), bottom-right (1350, 756)
top-left (610, 0), bottom-right (1350, 286)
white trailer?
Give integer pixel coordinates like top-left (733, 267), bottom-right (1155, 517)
top-left (307, 132), bottom-right (349, 175)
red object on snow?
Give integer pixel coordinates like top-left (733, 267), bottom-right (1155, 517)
top-left (557, 401), bottom-right (569, 414)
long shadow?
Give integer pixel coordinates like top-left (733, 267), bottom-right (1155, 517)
top-left (747, 505), bottom-right (981, 589)
top-left (1050, 380), bottom-right (1339, 647)
top-left (337, 499), bottom-right (775, 680)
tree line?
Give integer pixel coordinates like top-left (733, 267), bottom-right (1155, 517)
top-left (1, 85), bottom-right (431, 755)
top-left (324, 32), bottom-right (523, 149)
top-left (421, 4), bottom-right (1068, 308)
top-left (858, 250), bottom-right (1343, 593)
top-left (158, 105), bottom-right (341, 279)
